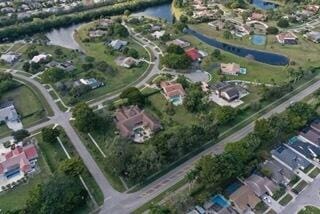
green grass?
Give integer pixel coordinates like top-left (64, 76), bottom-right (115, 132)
top-left (181, 34), bottom-right (288, 85)
top-left (289, 175), bottom-right (301, 187)
top-left (0, 143), bottom-right (52, 212)
top-left (190, 23), bottom-right (320, 69)
top-left (299, 206), bottom-right (320, 214)
top-left (146, 92), bottom-right (199, 126)
top-left (255, 201), bottom-right (269, 213)
top-left (309, 167), bottom-right (320, 179)
top-left (279, 194), bottom-right (293, 206)
top-left (303, 164), bottom-right (315, 174)
top-left (272, 186), bottom-right (286, 201)
top-left (293, 180), bottom-right (308, 193)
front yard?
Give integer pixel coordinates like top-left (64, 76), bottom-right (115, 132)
top-left (279, 193), bottom-right (293, 206)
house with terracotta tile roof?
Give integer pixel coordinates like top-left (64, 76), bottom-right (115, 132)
top-left (229, 185), bottom-right (261, 213)
top-left (249, 12), bottom-right (266, 21)
top-left (0, 144), bottom-right (38, 180)
top-left (276, 32), bottom-right (298, 44)
top-left (185, 48), bottom-right (202, 61)
top-left (160, 81), bottom-right (186, 106)
top-left (220, 63), bottom-right (241, 76)
top-left (114, 105), bottom-right (162, 143)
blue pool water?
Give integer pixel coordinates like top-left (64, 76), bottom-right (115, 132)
top-left (250, 0), bottom-right (279, 10)
top-left (211, 194), bottom-right (231, 208)
top-left (187, 29), bottom-right (289, 66)
top-left (170, 96), bottom-right (183, 106)
top-left (252, 34), bottom-right (267, 45)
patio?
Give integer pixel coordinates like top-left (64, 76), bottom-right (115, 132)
top-left (132, 126), bottom-right (152, 143)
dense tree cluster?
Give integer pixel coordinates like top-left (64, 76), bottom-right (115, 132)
top-left (0, 72), bottom-right (19, 97)
top-left (0, 0), bottom-right (170, 41)
top-left (106, 122), bottom-right (219, 183)
top-left (188, 102), bottom-right (316, 193)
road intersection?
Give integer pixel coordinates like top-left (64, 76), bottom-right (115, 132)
top-left (2, 26), bottom-right (320, 214)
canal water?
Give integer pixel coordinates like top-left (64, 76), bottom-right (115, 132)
top-left (187, 29), bottom-right (289, 66)
top-left (250, 0), bottom-right (279, 10)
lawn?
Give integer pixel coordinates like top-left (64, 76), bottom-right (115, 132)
top-left (299, 206), bottom-right (320, 214)
top-left (289, 175), bottom-right (301, 187)
top-left (0, 84), bottom-right (46, 137)
top-left (146, 92), bottom-right (199, 126)
top-left (279, 193), bottom-right (293, 206)
top-left (0, 128), bottom-right (104, 212)
top-left (71, 21), bottom-right (150, 102)
top-left (292, 180), bottom-right (308, 194)
top-left (272, 186), bottom-right (286, 201)
top-left (190, 23), bottom-right (320, 69)
top-left (180, 35), bottom-right (288, 85)
top-left (0, 142), bottom-right (52, 212)
top-left (309, 167), bottom-right (320, 179)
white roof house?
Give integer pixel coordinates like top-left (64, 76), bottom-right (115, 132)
top-left (30, 54), bottom-right (51, 63)
top-left (0, 103), bottom-right (23, 131)
top-left (0, 53), bottom-right (19, 64)
top-left (151, 30), bottom-right (166, 39)
top-left (109, 40), bottom-right (128, 50)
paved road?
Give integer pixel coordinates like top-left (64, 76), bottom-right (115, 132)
top-left (281, 177), bottom-right (320, 214)
top-left (2, 26), bottom-right (320, 214)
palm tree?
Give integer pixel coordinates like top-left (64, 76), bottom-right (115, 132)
top-left (185, 170), bottom-right (197, 193)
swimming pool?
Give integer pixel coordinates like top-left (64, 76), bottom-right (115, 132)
top-left (170, 96), bottom-right (183, 106)
top-left (251, 34), bottom-right (266, 46)
top-left (211, 194), bottom-right (231, 208)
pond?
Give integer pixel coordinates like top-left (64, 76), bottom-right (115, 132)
top-left (250, 0), bottom-right (279, 10)
top-left (132, 3), bottom-right (174, 23)
top-left (46, 24), bottom-right (82, 51)
top-left (187, 29), bottom-right (289, 66)
top-left (251, 34), bottom-right (267, 45)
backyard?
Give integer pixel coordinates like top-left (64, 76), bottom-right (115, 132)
top-left (0, 128), bottom-right (103, 212)
top-left (190, 23), bottom-right (320, 69)
top-left (0, 84), bottom-right (46, 137)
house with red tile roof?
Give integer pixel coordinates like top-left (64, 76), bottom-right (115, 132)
top-left (276, 32), bottom-right (298, 44)
top-left (160, 82), bottom-right (186, 106)
top-left (249, 12), bottom-right (266, 21)
top-left (185, 48), bottom-right (202, 61)
top-left (0, 144), bottom-right (38, 179)
top-left (114, 105), bottom-right (162, 143)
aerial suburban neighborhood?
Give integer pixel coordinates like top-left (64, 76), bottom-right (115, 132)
top-left (0, 0), bottom-right (320, 213)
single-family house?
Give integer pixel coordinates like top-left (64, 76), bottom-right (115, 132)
top-left (305, 5), bottom-right (320, 14)
top-left (244, 174), bottom-right (278, 197)
top-left (271, 145), bottom-right (311, 171)
top-left (299, 121), bottom-right (320, 147)
top-left (151, 30), bottom-right (166, 39)
top-left (0, 144), bottom-right (38, 179)
top-left (79, 78), bottom-right (103, 89)
top-left (220, 63), bottom-right (240, 76)
top-left (287, 136), bottom-right (320, 161)
top-left (229, 185), bottom-right (261, 213)
top-left (0, 52), bottom-right (19, 64)
top-left (211, 82), bottom-right (240, 102)
top-left (160, 81), bottom-right (186, 106)
top-left (98, 18), bottom-right (113, 29)
top-left (89, 30), bottom-right (107, 38)
top-left (150, 24), bottom-right (162, 32)
top-left (114, 106), bottom-right (161, 142)
top-left (249, 12), bottom-right (266, 21)
top-left (116, 56), bottom-right (138, 68)
top-left (109, 40), bottom-right (128, 50)
top-left (0, 102), bottom-right (22, 131)
top-left (46, 60), bottom-right (75, 72)
top-left (185, 48), bottom-right (202, 61)
top-left (30, 54), bottom-right (51, 63)
top-left (304, 31), bottom-right (320, 43)
top-left (166, 39), bottom-right (190, 49)
top-left (261, 160), bottom-right (295, 186)
top-left (276, 32), bottom-right (298, 45)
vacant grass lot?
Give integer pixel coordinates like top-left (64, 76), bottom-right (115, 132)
top-left (190, 23), bottom-right (320, 69)
top-left (180, 35), bottom-right (288, 85)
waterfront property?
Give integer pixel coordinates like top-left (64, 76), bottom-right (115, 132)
top-left (251, 34), bottom-right (267, 46)
top-left (160, 81), bottom-right (186, 106)
top-left (276, 32), bottom-right (298, 45)
top-left (114, 105), bottom-right (162, 143)
top-left (220, 63), bottom-right (241, 76)
top-left (166, 39), bottom-right (190, 49)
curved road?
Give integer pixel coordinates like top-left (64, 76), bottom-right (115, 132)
top-left (2, 26), bottom-right (320, 214)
